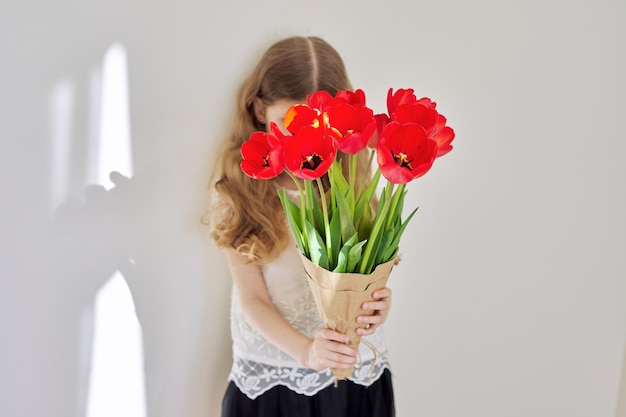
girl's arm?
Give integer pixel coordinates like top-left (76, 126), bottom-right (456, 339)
top-left (226, 249), bottom-right (358, 371)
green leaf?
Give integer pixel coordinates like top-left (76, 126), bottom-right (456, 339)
top-left (305, 181), bottom-right (325, 239)
top-left (382, 207), bottom-right (418, 262)
top-left (362, 168), bottom-right (382, 198)
top-left (355, 169), bottom-right (381, 214)
top-left (278, 190), bottom-right (306, 255)
top-left (304, 218), bottom-right (328, 269)
top-left (385, 184), bottom-right (406, 229)
top-left (361, 224), bottom-right (385, 274)
top-left (375, 227), bottom-right (395, 266)
top-left (387, 186), bottom-right (407, 229)
top-left (348, 238), bottom-right (367, 272)
top-left (333, 241), bottom-right (350, 273)
top-left (329, 210), bottom-right (341, 269)
top-left (359, 184), bottom-right (393, 274)
top-left (333, 233), bottom-right (359, 273)
top-left (329, 161), bottom-right (350, 197)
top-left (334, 187), bottom-right (357, 243)
top-left (357, 200), bottom-right (373, 241)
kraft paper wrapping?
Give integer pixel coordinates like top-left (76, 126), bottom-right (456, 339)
top-left (300, 253), bottom-right (395, 380)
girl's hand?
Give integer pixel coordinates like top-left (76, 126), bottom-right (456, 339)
top-left (303, 329), bottom-right (358, 371)
top-left (356, 287), bottom-right (392, 336)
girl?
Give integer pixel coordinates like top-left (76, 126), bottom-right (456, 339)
top-left (207, 35), bottom-right (395, 417)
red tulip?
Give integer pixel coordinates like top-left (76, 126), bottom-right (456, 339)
top-left (416, 97), bottom-right (436, 109)
top-left (269, 121), bottom-right (288, 141)
top-left (387, 88), bottom-right (418, 116)
top-left (283, 125), bottom-right (337, 180)
top-left (376, 122), bottom-right (437, 184)
top-left (335, 89), bottom-right (367, 107)
top-left (431, 114), bottom-right (455, 157)
top-left (324, 89), bottom-right (376, 153)
top-left (393, 102), bottom-right (438, 131)
top-left (284, 104), bottom-right (325, 134)
top-left (370, 113), bottom-right (391, 148)
top-left (306, 90), bottom-right (334, 111)
top-left (387, 91), bottom-right (455, 158)
top-left (240, 131), bottom-right (285, 179)
top-left (414, 98), bottom-right (455, 156)
top-left (285, 89), bottom-right (377, 155)
top-left (326, 103), bottom-right (376, 154)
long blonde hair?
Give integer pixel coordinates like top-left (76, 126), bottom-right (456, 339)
top-left (207, 36), bottom-right (371, 263)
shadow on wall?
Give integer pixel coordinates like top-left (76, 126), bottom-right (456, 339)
top-left (11, 42), bottom-right (231, 417)
top-left (49, 43), bottom-right (147, 416)
top-left (54, 173), bottom-right (146, 416)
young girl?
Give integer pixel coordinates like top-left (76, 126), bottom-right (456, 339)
top-left (207, 36), bottom-right (395, 417)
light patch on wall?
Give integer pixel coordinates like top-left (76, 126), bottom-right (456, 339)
top-left (86, 273), bottom-right (146, 417)
top-left (85, 43), bottom-right (146, 417)
top-left (49, 79), bottom-right (74, 212)
top-left (97, 43), bottom-right (133, 188)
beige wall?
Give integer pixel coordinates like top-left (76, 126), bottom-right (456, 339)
top-left (617, 346), bottom-right (626, 417)
top-left (1, 1), bottom-right (625, 417)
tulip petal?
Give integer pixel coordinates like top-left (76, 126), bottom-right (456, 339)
top-left (433, 126), bottom-right (455, 157)
top-left (387, 88), bottom-right (417, 116)
top-left (240, 131), bottom-right (285, 179)
top-left (283, 125), bottom-right (336, 180)
top-left (307, 91), bottom-right (334, 111)
top-left (326, 102), bottom-right (375, 154)
top-left (377, 122), bottom-right (437, 184)
top-left (285, 104), bottom-right (321, 134)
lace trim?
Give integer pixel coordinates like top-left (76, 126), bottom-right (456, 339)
top-left (229, 346), bottom-right (391, 400)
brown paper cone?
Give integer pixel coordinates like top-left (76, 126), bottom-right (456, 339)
top-left (300, 254), bottom-right (395, 380)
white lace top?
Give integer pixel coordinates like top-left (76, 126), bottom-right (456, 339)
top-left (228, 241), bottom-right (391, 400)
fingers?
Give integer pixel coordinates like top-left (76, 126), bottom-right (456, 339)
top-left (318, 349), bottom-right (357, 369)
top-left (356, 287), bottom-right (393, 336)
top-left (357, 313), bottom-right (384, 327)
top-left (356, 313), bottom-right (384, 335)
top-left (310, 329), bottom-right (358, 370)
top-left (357, 325), bottom-right (375, 336)
top-left (362, 287), bottom-right (391, 312)
top-left (371, 287), bottom-right (392, 300)
top-left (362, 300), bottom-right (389, 312)
top-left (317, 328), bottom-right (349, 344)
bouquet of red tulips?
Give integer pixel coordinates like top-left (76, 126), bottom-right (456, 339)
top-left (240, 88), bottom-right (455, 378)
top-left (241, 88), bottom-right (454, 274)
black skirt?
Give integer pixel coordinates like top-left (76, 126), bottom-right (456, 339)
top-left (221, 369), bottom-right (395, 417)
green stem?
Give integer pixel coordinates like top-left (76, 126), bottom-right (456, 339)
top-left (316, 177), bottom-right (333, 267)
top-left (286, 171), bottom-right (307, 249)
top-left (305, 180), bottom-right (315, 222)
top-left (349, 153), bottom-right (357, 218)
top-left (359, 182), bottom-right (394, 274)
top-left (357, 149), bottom-right (376, 197)
top-left (329, 163), bottom-right (336, 217)
top-left (385, 183), bottom-right (406, 230)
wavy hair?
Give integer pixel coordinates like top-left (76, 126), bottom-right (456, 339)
top-left (206, 36), bottom-right (372, 263)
